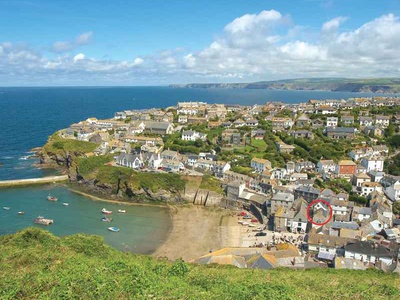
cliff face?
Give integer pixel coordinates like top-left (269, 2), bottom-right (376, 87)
top-left (40, 148), bottom-right (183, 204)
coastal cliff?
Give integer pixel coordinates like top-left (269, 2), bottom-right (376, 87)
top-left (40, 134), bottom-right (185, 203)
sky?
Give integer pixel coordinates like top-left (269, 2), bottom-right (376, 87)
top-left (1, 0), bottom-right (400, 86)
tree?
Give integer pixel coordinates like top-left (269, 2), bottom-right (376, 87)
top-left (393, 201), bottom-right (400, 215)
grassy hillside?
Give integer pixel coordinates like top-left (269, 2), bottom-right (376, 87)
top-left (0, 228), bottom-right (399, 300)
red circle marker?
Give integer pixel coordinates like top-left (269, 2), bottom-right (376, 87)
top-left (306, 199), bottom-right (333, 226)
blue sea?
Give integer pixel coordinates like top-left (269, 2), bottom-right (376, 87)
top-left (0, 86), bottom-right (388, 252)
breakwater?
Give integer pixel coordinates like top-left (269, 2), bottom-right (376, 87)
top-left (0, 175), bottom-right (68, 187)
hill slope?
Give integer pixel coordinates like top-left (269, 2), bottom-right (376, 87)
top-left (170, 78), bottom-right (400, 93)
top-left (0, 228), bottom-right (399, 299)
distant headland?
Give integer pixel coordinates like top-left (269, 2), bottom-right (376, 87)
top-left (170, 78), bottom-right (400, 94)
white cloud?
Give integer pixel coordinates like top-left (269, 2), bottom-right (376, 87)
top-left (2, 11), bottom-right (400, 85)
top-left (73, 53), bottom-right (85, 62)
top-left (51, 32), bottom-right (93, 53)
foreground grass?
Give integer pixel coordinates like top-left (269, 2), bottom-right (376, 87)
top-left (0, 228), bottom-right (399, 300)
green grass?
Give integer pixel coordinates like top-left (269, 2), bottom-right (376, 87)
top-left (76, 155), bottom-right (114, 176)
top-left (199, 175), bottom-right (224, 194)
top-left (250, 139), bottom-right (267, 151)
top-left (0, 228), bottom-right (399, 300)
top-left (43, 135), bottom-right (99, 154)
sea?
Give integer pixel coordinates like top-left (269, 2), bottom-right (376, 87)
top-left (0, 86), bottom-right (389, 252)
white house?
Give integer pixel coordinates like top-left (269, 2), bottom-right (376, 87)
top-left (250, 158), bottom-right (272, 173)
top-left (361, 156), bottom-right (384, 172)
top-left (361, 182), bottom-right (383, 197)
top-left (359, 117), bottom-right (373, 127)
top-left (181, 130), bottom-right (207, 141)
top-left (344, 241), bottom-right (392, 265)
top-left (317, 160), bottom-right (336, 174)
top-left (116, 153), bottom-right (143, 169)
top-left (375, 115), bottom-right (390, 128)
top-left (271, 168), bottom-right (287, 180)
top-left (385, 181), bottom-right (400, 201)
top-left (326, 117), bottom-right (338, 127)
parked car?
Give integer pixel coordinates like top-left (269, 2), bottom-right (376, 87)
top-left (255, 232), bottom-right (267, 237)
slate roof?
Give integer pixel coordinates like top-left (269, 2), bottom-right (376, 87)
top-left (344, 241), bottom-right (392, 257)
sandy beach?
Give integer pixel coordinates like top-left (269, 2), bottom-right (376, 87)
top-left (153, 205), bottom-right (244, 261)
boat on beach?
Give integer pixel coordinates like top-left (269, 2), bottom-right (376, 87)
top-left (3, 207), bottom-right (10, 210)
top-left (101, 217), bottom-right (112, 222)
top-left (117, 209), bottom-right (126, 213)
top-left (34, 216), bottom-right (53, 225)
top-left (47, 195), bottom-right (58, 201)
top-left (18, 211), bottom-right (25, 215)
top-left (108, 227), bottom-right (120, 232)
top-left (101, 208), bottom-right (112, 214)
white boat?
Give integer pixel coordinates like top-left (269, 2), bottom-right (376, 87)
top-left (108, 227), bottom-right (120, 232)
top-left (241, 222), bottom-right (249, 226)
top-left (117, 209), bottom-right (126, 213)
top-left (47, 195), bottom-right (58, 201)
top-left (35, 216), bottom-right (53, 226)
top-left (3, 207), bottom-right (10, 210)
top-left (62, 203), bottom-right (69, 206)
top-left (248, 224), bottom-right (256, 227)
top-left (101, 208), bottom-right (112, 214)
top-left (18, 211), bottom-right (25, 215)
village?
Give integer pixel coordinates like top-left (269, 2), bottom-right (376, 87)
top-left (58, 96), bottom-right (400, 271)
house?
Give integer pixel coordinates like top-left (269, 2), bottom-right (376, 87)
top-left (114, 111), bottom-right (127, 119)
top-left (144, 122), bottom-right (174, 135)
top-left (289, 173), bottom-right (308, 182)
top-left (385, 180), bottom-right (400, 202)
top-left (362, 126), bottom-right (383, 137)
top-left (326, 117), bottom-right (338, 127)
top-left (375, 115), bottom-right (390, 128)
top-left (252, 129), bottom-right (266, 140)
top-left (147, 152), bottom-right (163, 170)
top-left (276, 142), bottom-right (295, 154)
top-left (344, 241), bottom-right (392, 265)
top-left (317, 160), bottom-right (336, 174)
top-left (187, 116), bottom-right (208, 125)
top-left (352, 207), bottom-right (372, 222)
top-left (214, 161), bottom-right (231, 178)
top-left (372, 145), bottom-right (389, 156)
top-left (233, 119), bottom-right (245, 128)
top-left (116, 153), bottom-right (143, 169)
top-left (161, 150), bottom-right (180, 161)
top-left (381, 228), bottom-right (400, 243)
top-left (311, 119), bottom-right (324, 128)
top-left (361, 182), bottom-right (383, 197)
top-left (289, 201), bottom-right (308, 233)
top-left (245, 119), bottom-right (259, 127)
top-left (359, 116), bottom-right (373, 127)
top-left (356, 164), bottom-right (367, 174)
top-left (368, 171), bottom-right (385, 183)
top-left (294, 186), bottom-right (320, 202)
top-left (335, 160), bottom-right (357, 177)
top-left (177, 101), bottom-right (207, 115)
top-left (271, 117), bottom-right (293, 131)
top-left (295, 114), bottom-right (311, 127)
top-left (307, 233), bottom-right (356, 257)
top-left (206, 104), bottom-right (227, 119)
top-left (361, 156), bottom-right (384, 172)
top-left (271, 192), bottom-right (295, 214)
top-left (160, 159), bottom-right (185, 171)
top-left (341, 115), bottom-right (354, 126)
top-left (291, 130), bottom-right (313, 139)
top-left (250, 158), bottom-right (272, 173)
top-left (352, 173), bottom-right (371, 189)
top-left (349, 147), bottom-right (373, 161)
top-left (286, 161), bottom-right (296, 174)
top-left (221, 129), bottom-right (241, 145)
top-left (316, 105), bottom-right (336, 114)
top-left (178, 115), bottom-right (188, 123)
top-left (181, 130), bottom-right (207, 141)
top-left (325, 127), bottom-right (356, 139)
top-left (295, 161), bottom-right (315, 172)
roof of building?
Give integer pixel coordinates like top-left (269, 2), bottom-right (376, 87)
top-left (344, 241), bottom-right (392, 257)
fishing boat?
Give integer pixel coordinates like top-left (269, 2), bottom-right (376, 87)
top-left (47, 195), bottom-right (58, 201)
top-left (18, 211), bottom-right (25, 215)
top-left (3, 207), bottom-right (10, 210)
top-left (34, 216), bottom-right (53, 225)
top-left (101, 217), bottom-right (112, 222)
top-left (117, 209), bottom-right (126, 213)
top-left (62, 203), bottom-right (69, 206)
top-left (108, 227), bottom-right (120, 232)
top-left (101, 208), bottom-right (112, 214)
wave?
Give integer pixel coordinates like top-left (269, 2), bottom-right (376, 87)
top-left (19, 155), bottom-right (34, 160)
top-left (0, 156), bottom-right (13, 160)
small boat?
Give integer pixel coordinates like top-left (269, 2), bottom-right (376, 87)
top-left (3, 207), bottom-right (10, 210)
top-left (62, 203), bottom-right (69, 206)
top-left (108, 227), bottom-right (120, 232)
top-left (248, 224), bottom-right (256, 227)
top-left (117, 209), bottom-right (126, 213)
top-left (101, 208), bottom-right (112, 214)
top-left (101, 217), bottom-right (112, 222)
top-left (18, 211), bottom-right (25, 215)
top-left (34, 216), bottom-right (53, 226)
top-left (47, 195), bottom-right (58, 201)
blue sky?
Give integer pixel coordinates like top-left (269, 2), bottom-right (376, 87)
top-left (1, 0), bottom-right (400, 85)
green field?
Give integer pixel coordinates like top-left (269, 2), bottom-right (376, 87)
top-left (0, 228), bottom-right (399, 300)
